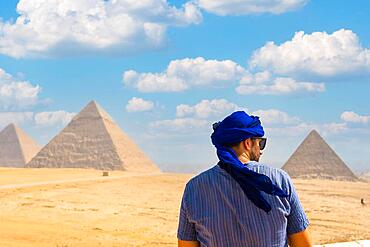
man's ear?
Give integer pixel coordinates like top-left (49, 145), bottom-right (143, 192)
top-left (243, 138), bottom-right (252, 151)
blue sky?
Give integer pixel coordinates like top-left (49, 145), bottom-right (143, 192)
top-left (0, 0), bottom-right (369, 173)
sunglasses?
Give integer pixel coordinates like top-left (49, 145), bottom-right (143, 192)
top-left (251, 137), bottom-right (267, 150)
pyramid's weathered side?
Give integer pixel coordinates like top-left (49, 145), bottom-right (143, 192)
top-left (0, 124), bottom-right (40, 167)
top-left (26, 101), bottom-right (160, 172)
top-left (282, 130), bottom-right (358, 181)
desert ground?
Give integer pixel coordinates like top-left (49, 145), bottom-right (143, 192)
top-left (0, 168), bottom-right (369, 247)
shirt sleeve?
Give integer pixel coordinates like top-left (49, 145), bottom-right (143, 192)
top-left (177, 184), bottom-right (197, 241)
top-left (286, 174), bottom-right (310, 235)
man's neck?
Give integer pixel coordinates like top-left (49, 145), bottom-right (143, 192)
top-left (238, 152), bottom-right (251, 164)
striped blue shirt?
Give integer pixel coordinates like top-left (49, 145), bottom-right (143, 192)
top-left (177, 161), bottom-right (309, 247)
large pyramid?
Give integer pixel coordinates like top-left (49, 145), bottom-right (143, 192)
top-left (27, 101), bottom-right (160, 172)
top-left (282, 130), bottom-right (358, 181)
top-left (0, 124), bottom-right (40, 167)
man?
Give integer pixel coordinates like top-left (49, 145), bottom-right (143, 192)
top-left (177, 111), bottom-right (312, 247)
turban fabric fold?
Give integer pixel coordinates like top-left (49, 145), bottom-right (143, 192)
top-left (211, 111), bottom-right (288, 213)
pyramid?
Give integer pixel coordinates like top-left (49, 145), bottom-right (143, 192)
top-left (282, 130), bottom-right (358, 181)
top-left (27, 100), bottom-right (160, 172)
top-left (0, 123), bottom-right (41, 167)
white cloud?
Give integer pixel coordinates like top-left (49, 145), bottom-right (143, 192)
top-left (150, 118), bottom-right (209, 132)
top-left (125, 30), bottom-right (369, 95)
top-left (126, 97), bottom-right (154, 112)
top-left (150, 98), bottom-right (245, 134)
top-left (123, 70), bottom-right (188, 92)
top-left (252, 109), bottom-right (300, 125)
top-left (0, 0), bottom-right (202, 58)
top-left (196, 0), bottom-right (308, 16)
top-left (123, 57), bottom-right (246, 92)
top-left (266, 122), bottom-right (349, 137)
top-left (124, 57), bottom-right (326, 95)
top-left (176, 99), bottom-right (240, 119)
top-left (322, 122), bottom-right (348, 133)
top-left (34, 111), bottom-right (76, 126)
top-left (0, 68), bottom-right (41, 109)
top-left (0, 110), bottom-right (76, 129)
top-left (0, 112), bottom-right (34, 129)
top-left (236, 74), bottom-right (325, 95)
top-left (236, 29), bottom-right (370, 95)
top-left (152, 99), bottom-right (302, 135)
top-left (249, 29), bottom-right (370, 76)
top-left (341, 111), bottom-right (370, 124)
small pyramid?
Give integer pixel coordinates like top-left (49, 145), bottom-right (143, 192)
top-left (0, 124), bottom-right (41, 167)
top-left (27, 100), bottom-right (160, 172)
top-left (282, 130), bottom-right (358, 181)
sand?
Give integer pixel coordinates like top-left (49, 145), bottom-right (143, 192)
top-left (0, 167), bottom-right (369, 246)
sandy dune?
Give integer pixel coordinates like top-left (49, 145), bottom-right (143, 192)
top-left (0, 168), bottom-right (369, 246)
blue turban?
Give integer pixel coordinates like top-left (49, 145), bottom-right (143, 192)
top-left (211, 111), bottom-right (288, 213)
